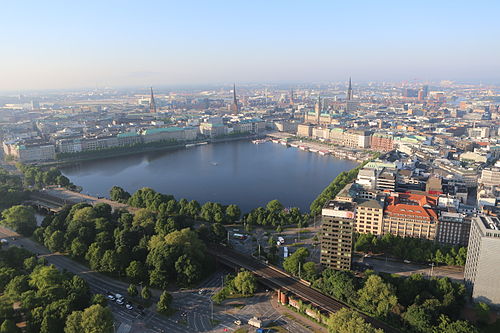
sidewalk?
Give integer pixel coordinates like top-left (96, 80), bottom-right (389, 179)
top-left (269, 294), bottom-right (327, 333)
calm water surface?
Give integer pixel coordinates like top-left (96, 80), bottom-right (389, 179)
top-left (60, 141), bottom-right (357, 212)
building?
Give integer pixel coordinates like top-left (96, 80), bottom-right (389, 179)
top-left (436, 212), bottom-right (471, 246)
top-left (480, 167), bottom-right (500, 187)
top-left (230, 84), bottom-right (239, 115)
top-left (297, 124), bottom-right (313, 137)
top-left (2, 142), bottom-right (56, 162)
top-left (371, 133), bottom-right (394, 151)
top-left (355, 198), bottom-right (385, 236)
top-left (320, 200), bottom-right (356, 271)
top-left (382, 193), bottom-right (439, 239)
top-left (465, 216), bottom-right (500, 306)
top-left (149, 87), bottom-right (157, 113)
top-left (376, 168), bottom-right (397, 192)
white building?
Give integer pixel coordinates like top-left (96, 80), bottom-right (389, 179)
top-left (464, 216), bottom-right (500, 306)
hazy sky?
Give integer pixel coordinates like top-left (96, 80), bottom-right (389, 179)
top-left (1, 0), bottom-right (499, 91)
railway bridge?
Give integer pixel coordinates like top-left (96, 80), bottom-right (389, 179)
top-left (208, 245), bottom-right (399, 333)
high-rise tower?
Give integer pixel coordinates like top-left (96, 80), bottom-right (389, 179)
top-left (230, 83), bottom-right (239, 115)
top-left (347, 77), bottom-right (353, 101)
top-left (149, 87), bottom-right (157, 113)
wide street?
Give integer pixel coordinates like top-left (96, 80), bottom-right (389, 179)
top-left (0, 226), bottom-right (313, 332)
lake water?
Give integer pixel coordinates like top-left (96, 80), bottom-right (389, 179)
top-left (60, 141), bottom-right (357, 212)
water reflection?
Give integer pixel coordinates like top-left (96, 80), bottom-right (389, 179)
top-left (61, 141), bottom-right (356, 212)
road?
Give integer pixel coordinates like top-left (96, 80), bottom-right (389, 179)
top-left (0, 227), bottom-right (192, 333)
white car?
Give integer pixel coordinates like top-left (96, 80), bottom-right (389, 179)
top-left (116, 298), bottom-right (125, 305)
top-left (234, 320), bottom-right (241, 326)
top-left (125, 303), bottom-right (133, 310)
top-left (403, 260), bottom-right (411, 264)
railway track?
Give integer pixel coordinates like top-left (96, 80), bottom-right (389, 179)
top-left (209, 245), bottom-right (399, 333)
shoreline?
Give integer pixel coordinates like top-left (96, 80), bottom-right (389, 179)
top-left (39, 134), bottom-right (263, 167)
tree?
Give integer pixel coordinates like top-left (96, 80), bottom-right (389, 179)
top-left (327, 308), bottom-right (383, 333)
top-left (283, 247), bottom-right (309, 277)
top-left (474, 302), bottom-right (490, 325)
top-left (0, 319), bottom-right (20, 333)
top-left (403, 304), bottom-right (433, 333)
top-left (99, 250), bottom-right (119, 274)
top-left (434, 315), bottom-right (479, 333)
top-left (225, 204), bottom-right (241, 222)
top-left (64, 311), bottom-right (82, 333)
top-left (47, 230), bottom-right (65, 252)
top-left (127, 284), bottom-right (138, 297)
top-left (149, 268), bottom-right (169, 289)
top-left (313, 269), bottom-right (357, 304)
top-left (80, 304), bottom-right (113, 333)
top-left (157, 291), bottom-right (173, 314)
top-left (109, 186), bottom-right (131, 203)
top-left (1, 205), bottom-right (37, 236)
top-left (233, 270), bottom-right (257, 296)
top-left (91, 294), bottom-right (107, 306)
top-left (29, 265), bottom-right (63, 290)
top-left (302, 262), bottom-right (318, 281)
top-left (69, 239), bottom-right (87, 258)
top-left (357, 275), bottom-right (398, 318)
top-left (266, 200), bottom-right (284, 213)
top-left (126, 261), bottom-right (146, 283)
top-left (175, 255), bottom-right (200, 286)
top-left (141, 286), bottom-right (151, 300)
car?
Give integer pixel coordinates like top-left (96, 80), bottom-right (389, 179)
top-left (198, 289), bottom-right (204, 295)
top-left (116, 298), bottom-right (125, 305)
top-left (106, 292), bottom-right (116, 301)
top-left (0, 239), bottom-right (8, 244)
top-left (403, 260), bottom-right (411, 264)
top-left (125, 303), bottom-right (133, 310)
top-left (234, 320), bottom-right (241, 326)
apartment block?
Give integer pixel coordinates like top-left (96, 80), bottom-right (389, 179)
top-left (320, 200), bottom-right (356, 271)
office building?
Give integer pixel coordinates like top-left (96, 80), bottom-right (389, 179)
top-left (436, 212), bottom-right (471, 246)
top-left (382, 193), bottom-right (439, 239)
top-left (465, 216), bottom-right (500, 306)
top-left (320, 200), bottom-right (355, 271)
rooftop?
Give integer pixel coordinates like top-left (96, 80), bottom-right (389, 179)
top-left (478, 215), bottom-right (500, 231)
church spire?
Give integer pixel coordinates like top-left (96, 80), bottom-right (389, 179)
top-left (230, 83), bottom-right (239, 115)
top-left (149, 87), bottom-right (157, 113)
top-left (347, 77), bottom-right (353, 101)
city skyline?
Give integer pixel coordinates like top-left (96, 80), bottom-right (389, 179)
top-left (1, 0), bottom-right (500, 91)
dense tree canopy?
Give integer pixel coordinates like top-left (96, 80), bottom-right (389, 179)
top-left (328, 308), bottom-right (383, 333)
top-left (1, 205), bottom-right (37, 236)
top-left (233, 270), bottom-right (257, 296)
top-left (354, 232), bottom-right (467, 266)
top-left (0, 168), bottom-right (25, 210)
